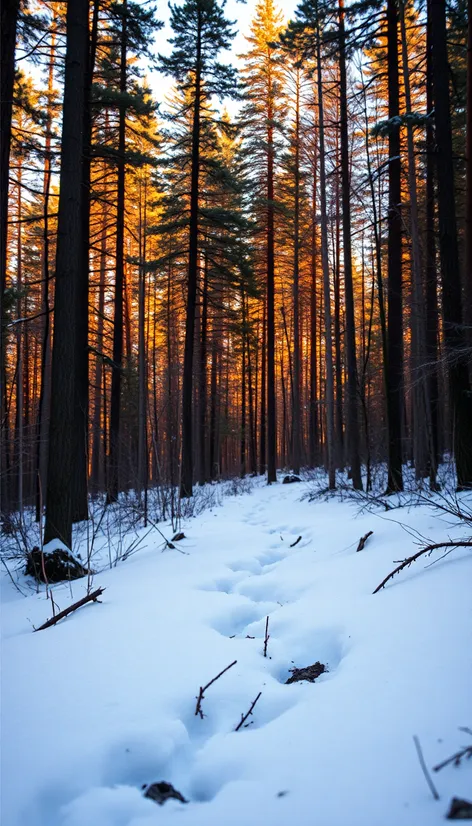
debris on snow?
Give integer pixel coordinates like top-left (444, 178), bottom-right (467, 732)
top-left (282, 474), bottom-right (301, 484)
top-left (285, 661), bottom-right (327, 684)
top-left (142, 781), bottom-right (187, 805)
top-left (356, 530), bottom-right (374, 552)
top-left (25, 544), bottom-right (90, 583)
top-left (446, 797), bottom-right (472, 820)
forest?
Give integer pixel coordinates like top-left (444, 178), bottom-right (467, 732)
top-left (1, 0), bottom-right (472, 546)
top-left (2, 3), bottom-right (472, 823)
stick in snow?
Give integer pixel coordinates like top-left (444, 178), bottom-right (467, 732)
top-left (373, 541), bottom-right (472, 594)
top-left (235, 692), bottom-right (262, 731)
top-left (34, 587), bottom-right (105, 632)
top-left (290, 535), bottom-right (302, 548)
top-left (433, 744), bottom-right (472, 772)
top-left (413, 736), bottom-right (440, 801)
top-left (195, 660), bottom-right (237, 719)
top-left (263, 616), bottom-right (270, 658)
top-left (356, 530), bottom-right (373, 552)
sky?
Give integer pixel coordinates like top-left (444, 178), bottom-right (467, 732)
top-left (149, 0), bottom-right (299, 107)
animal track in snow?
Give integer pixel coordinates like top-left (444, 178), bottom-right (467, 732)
top-left (268, 626), bottom-right (346, 685)
top-left (209, 600), bottom-right (276, 637)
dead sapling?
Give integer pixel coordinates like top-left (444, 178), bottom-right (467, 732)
top-left (356, 530), bottom-right (373, 552)
top-left (263, 616), bottom-right (270, 658)
top-left (195, 659), bottom-right (237, 719)
top-left (235, 691), bottom-right (262, 731)
top-left (34, 587), bottom-right (105, 632)
top-left (290, 535), bottom-right (302, 548)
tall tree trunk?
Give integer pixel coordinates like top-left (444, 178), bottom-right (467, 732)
top-left (36, 20), bottom-right (56, 521)
top-left (316, 9), bottom-right (335, 490)
top-left (44, 0), bottom-right (89, 547)
top-left (137, 173), bottom-right (148, 496)
top-left (240, 297), bottom-right (247, 478)
top-left (385, 0), bottom-right (404, 493)
top-left (259, 300), bottom-right (266, 474)
top-left (90, 205), bottom-right (107, 491)
top-left (430, 0), bottom-right (472, 489)
top-left (425, 11), bottom-right (440, 479)
top-left (15, 162), bottom-right (23, 515)
top-left (198, 254), bottom-right (208, 485)
top-left (309, 142), bottom-right (319, 466)
top-left (107, 0), bottom-right (127, 503)
top-left (339, 0), bottom-right (362, 489)
top-left (72, 0), bottom-right (100, 521)
top-left (267, 107), bottom-right (277, 483)
top-left (465, 0), bottom-right (472, 361)
top-left (333, 205), bottom-right (344, 468)
top-left (399, 0), bottom-right (432, 484)
top-left (0, 0), bottom-right (20, 516)
top-left (292, 67), bottom-right (302, 475)
top-left (180, 11), bottom-right (202, 498)
top-left (209, 323), bottom-right (218, 479)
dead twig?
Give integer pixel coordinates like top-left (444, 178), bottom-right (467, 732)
top-left (263, 616), bottom-right (270, 658)
top-left (34, 587), bottom-right (105, 632)
top-left (433, 745), bottom-right (472, 772)
top-left (290, 535), bottom-right (302, 548)
top-left (373, 541), bottom-right (472, 594)
top-left (356, 530), bottom-right (373, 551)
top-left (195, 659), bottom-right (237, 719)
top-left (235, 692), bottom-right (262, 731)
top-left (413, 735), bottom-right (440, 801)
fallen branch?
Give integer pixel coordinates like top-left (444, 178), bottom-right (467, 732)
top-left (290, 535), bottom-right (302, 548)
top-left (34, 587), bottom-right (105, 632)
top-left (413, 735), bottom-right (440, 801)
top-left (356, 530), bottom-right (373, 552)
top-left (433, 745), bottom-right (472, 772)
top-left (263, 616), bottom-right (270, 658)
top-left (373, 541), bottom-right (472, 594)
top-left (235, 692), bottom-right (262, 731)
top-left (195, 659), bottom-right (237, 719)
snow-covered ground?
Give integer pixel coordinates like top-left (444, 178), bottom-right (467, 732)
top-left (2, 476), bottom-right (472, 826)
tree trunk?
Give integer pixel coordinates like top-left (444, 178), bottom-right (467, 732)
top-left (399, 0), bottom-right (432, 484)
top-left (198, 254), bottom-right (208, 485)
top-left (425, 11), bottom-right (440, 479)
top-left (465, 0), bottom-right (472, 362)
top-left (316, 8), bottom-right (335, 490)
top-left (107, 0), bottom-right (127, 503)
top-left (137, 174), bottom-right (148, 496)
top-left (0, 0), bottom-right (20, 516)
top-left (339, 0), bottom-right (362, 489)
top-left (72, 0), bottom-right (99, 521)
top-left (292, 67), bottom-right (302, 475)
top-left (309, 141), bottom-right (319, 466)
top-left (385, 0), bottom-right (404, 493)
top-left (180, 11), bottom-right (202, 498)
top-left (267, 109), bottom-right (277, 484)
top-left (430, 0), bottom-right (472, 489)
top-left (44, 0), bottom-right (89, 548)
top-left (36, 20), bottom-right (56, 521)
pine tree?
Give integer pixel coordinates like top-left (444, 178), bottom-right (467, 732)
top-left (240, 0), bottom-right (285, 484)
top-left (160, 0), bottom-right (239, 498)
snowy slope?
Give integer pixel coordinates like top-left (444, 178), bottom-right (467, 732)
top-left (2, 479), bottom-right (471, 826)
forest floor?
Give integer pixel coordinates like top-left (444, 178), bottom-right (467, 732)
top-left (1, 473), bottom-right (472, 826)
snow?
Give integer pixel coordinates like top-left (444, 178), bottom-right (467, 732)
top-left (1, 476), bottom-right (472, 826)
